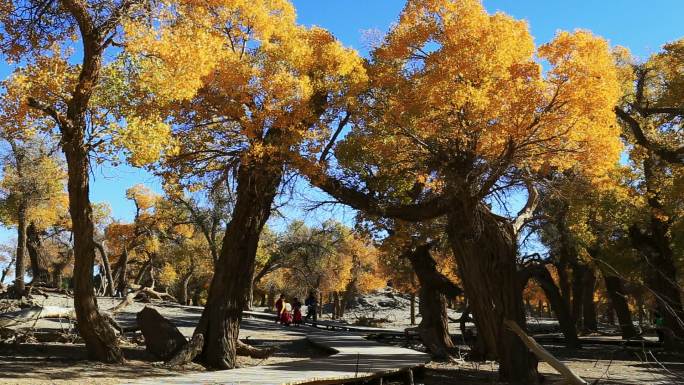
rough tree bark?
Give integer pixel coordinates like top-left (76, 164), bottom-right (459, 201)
top-left (14, 202), bottom-right (28, 294)
top-left (24, 0), bottom-right (137, 362)
top-left (27, 222), bottom-right (50, 285)
top-left (604, 275), bottom-right (638, 339)
top-left (65, 138), bottom-right (122, 362)
top-left (571, 264), bottom-right (586, 330)
top-left (628, 155), bottom-right (684, 338)
top-left (405, 243), bottom-right (462, 360)
top-left (446, 201), bottom-right (538, 384)
top-left (169, 159), bottom-right (283, 369)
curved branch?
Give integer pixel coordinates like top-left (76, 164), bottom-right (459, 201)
top-left (404, 243), bottom-right (462, 298)
top-left (292, 155), bottom-right (449, 221)
top-left (615, 107), bottom-right (684, 165)
top-left (26, 97), bottom-right (67, 129)
top-left (512, 180), bottom-right (539, 235)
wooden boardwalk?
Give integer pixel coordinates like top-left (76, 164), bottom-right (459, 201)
top-left (126, 320), bottom-right (429, 385)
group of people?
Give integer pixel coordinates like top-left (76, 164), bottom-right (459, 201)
top-left (274, 292), bottom-right (318, 326)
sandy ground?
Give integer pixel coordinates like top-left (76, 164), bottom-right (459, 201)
top-left (1, 290), bottom-right (682, 384)
top-left (0, 294), bottom-right (329, 384)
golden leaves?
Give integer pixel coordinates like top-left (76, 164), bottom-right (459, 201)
top-left (338, 0), bottom-right (623, 200)
top-left (112, 115), bottom-right (176, 167)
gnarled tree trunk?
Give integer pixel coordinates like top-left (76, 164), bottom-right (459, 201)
top-left (417, 286), bottom-right (452, 360)
top-left (27, 222), bottom-right (50, 285)
top-left (446, 201), bottom-right (538, 384)
top-left (405, 243), bottom-right (461, 360)
top-left (628, 155), bottom-right (684, 338)
top-left (174, 159), bottom-right (282, 369)
top-left (65, 138), bottom-right (122, 362)
top-left (15, 202), bottom-right (28, 294)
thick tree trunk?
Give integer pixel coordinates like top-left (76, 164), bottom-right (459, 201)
top-left (604, 275), bottom-right (638, 339)
top-left (179, 160), bottom-right (282, 369)
top-left (417, 286), bottom-right (454, 360)
top-left (525, 265), bottom-right (580, 348)
top-left (95, 242), bottom-right (114, 296)
top-left (405, 243), bottom-right (462, 359)
top-left (64, 141), bottom-right (122, 362)
top-left (581, 269), bottom-right (598, 332)
top-left (15, 203), bottom-right (28, 294)
top-left (27, 222), bottom-right (50, 285)
top-left (446, 202), bottom-right (538, 384)
top-left (571, 265), bottom-right (586, 330)
top-left (629, 155), bottom-right (684, 338)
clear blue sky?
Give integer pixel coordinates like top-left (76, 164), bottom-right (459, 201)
top-left (0, 1), bottom-right (682, 248)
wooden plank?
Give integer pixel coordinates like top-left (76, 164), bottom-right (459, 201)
top-left (126, 321), bottom-right (429, 385)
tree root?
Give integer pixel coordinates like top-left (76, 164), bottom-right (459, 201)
top-left (165, 333), bottom-right (205, 367)
top-left (236, 339), bottom-right (276, 359)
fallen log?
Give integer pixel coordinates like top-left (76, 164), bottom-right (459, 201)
top-left (108, 289), bottom-right (141, 314)
top-left (504, 319), bottom-right (587, 385)
top-left (129, 284), bottom-right (177, 302)
top-left (109, 284), bottom-right (178, 315)
top-left (0, 306), bottom-right (76, 328)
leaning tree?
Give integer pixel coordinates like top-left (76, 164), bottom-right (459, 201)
top-left (120, 0), bottom-right (367, 368)
top-left (0, 0), bottom-right (159, 362)
top-left (295, 0), bottom-right (623, 382)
